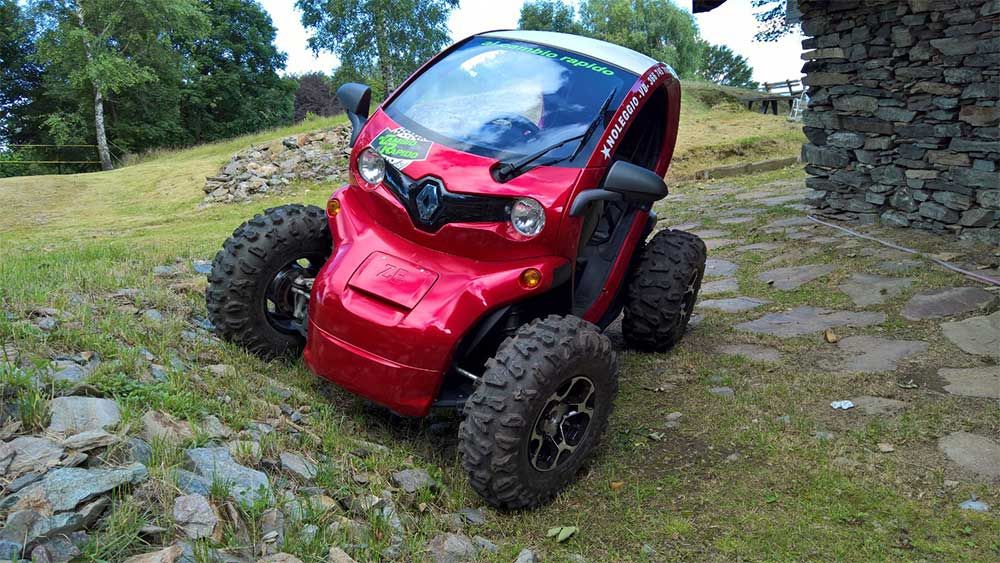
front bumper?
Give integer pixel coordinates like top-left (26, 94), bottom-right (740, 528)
top-left (303, 186), bottom-right (569, 417)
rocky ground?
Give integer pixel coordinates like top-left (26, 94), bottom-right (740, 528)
top-left (202, 126), bottom-right (350, 204)
top-left (2, 159), bottom-right (999, 561)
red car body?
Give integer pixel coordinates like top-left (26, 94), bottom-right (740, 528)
top-left (303, 31), bottom-right (681, 416)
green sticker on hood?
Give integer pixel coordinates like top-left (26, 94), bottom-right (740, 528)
top-left (372, 128), bottom-right (432, 168)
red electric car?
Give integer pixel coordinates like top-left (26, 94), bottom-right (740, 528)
top-left (207, 30), bottom-right (706, 509)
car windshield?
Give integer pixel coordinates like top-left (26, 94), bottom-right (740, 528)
top-left (384, 36), bottom-right (635, 163)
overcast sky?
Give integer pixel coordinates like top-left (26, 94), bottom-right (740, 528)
top-left (260, 0), bottom-right (805, 84)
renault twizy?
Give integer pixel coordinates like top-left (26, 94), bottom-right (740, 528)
top-left (207, 30), bottom-right (706, 508)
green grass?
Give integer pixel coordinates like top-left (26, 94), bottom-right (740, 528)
top-left (1, 102), bottom-right (998, 561)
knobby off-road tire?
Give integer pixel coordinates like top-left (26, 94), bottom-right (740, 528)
top-left (622, 229), bottom-right (707, 352)
top-left (206, 204), bottom-right (331, 359)
top-left (459, 315), bottom-right (618, 509)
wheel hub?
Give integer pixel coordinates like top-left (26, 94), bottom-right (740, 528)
top-left (528, 376), bottom-right (596, 472)
top-left (264, 256), bottom-right (323, 335)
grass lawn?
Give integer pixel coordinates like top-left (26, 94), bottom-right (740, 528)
top-left (1, 95), bottom-right (997, 562)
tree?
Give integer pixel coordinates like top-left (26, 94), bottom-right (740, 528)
top-left (752, 0), bottom-right (795, 42)
top-left (518, 0), bottom-right (581, 34)
top-left (31, 0), bottom-right (208, 169)
top-left (578, 0), bottom-right (704, 78)
top-left (697, 43), bottom-right (758, 89)
top-left (0, 0), bottom-right (43, 144)
top-left (181, 0), bottom-right (295, 143)
top-left (294, 73), bottom-right (341, 122)
top-left (296, 0), bottom-right (459, 99)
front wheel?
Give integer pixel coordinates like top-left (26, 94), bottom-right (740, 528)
top-left (459, 315), bottom-right (618, 509)
top-left (206, 204), bottom-right (331, 359)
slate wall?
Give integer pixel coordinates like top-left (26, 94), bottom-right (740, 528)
top-left (798, 0), bottom-right (999, 243)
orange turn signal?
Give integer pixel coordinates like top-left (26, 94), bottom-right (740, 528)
top-left (519, 268), bottom-right (542, 289)
top-left (327, 198), bottom-right (341, 216)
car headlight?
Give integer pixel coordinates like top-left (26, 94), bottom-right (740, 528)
top-left (358, 147), bottom-right (385, 185)
top-left (510, 198), bottom-right (545, 237)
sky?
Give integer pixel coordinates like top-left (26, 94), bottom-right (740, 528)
top-left (261, 0), bottom-right (805, 84)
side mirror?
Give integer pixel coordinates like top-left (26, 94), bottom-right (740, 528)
top-left (337, 83), bottom-right (372, 147)
top-left (601, 161), bottom-right (668, 203)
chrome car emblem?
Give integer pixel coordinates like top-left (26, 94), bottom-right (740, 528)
top-left (415, 182), bottom-right (440, 221)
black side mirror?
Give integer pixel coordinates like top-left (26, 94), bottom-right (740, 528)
top-left (337, 83), bottom-right (372, 147)
top-left (601, 161), bottom-right (668, 203)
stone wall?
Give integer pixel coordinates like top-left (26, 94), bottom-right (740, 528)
top-left (798, 0), bottom-right (999, 244)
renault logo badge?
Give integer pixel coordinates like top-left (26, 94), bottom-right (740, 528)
top-left (416, 182), bottom-right (440, 221)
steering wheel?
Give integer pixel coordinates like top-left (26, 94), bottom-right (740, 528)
top-left (482, 114), bottom-right (540, 142)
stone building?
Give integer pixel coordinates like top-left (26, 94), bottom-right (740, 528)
top-left (695, 0), bottom-right (999, 243)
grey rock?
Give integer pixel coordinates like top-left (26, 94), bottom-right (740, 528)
top-left (198, 415), bottom-right (231, 439)
top-left (0, 500), bottom-right (103, 560)
top-left (122, 545), bottom-right (185, 563)
top-left (938, 431), bottom-right (1000, 481)
top-left (142, 309), bottom-right (164, 323)
top-left (833, 336), bottom-right (928, 373)
top-left (0, 436), bottom-right (63, 476)
top-left (173, 469), bottom-right (212, 496)
top-left (735, 307), bottom-right (886, 338)
top-left (458, 507), bottom-right (486, 525)
top-left (1, 463), bottom-right (146, 513)
top-left (327, 546), bottom-right (357, 563)
top-left (691, 229), bottom-right (729, 239)
top-left (939, 366), bottom-right (1000, 399)
top-left (192, 260), bottom-right (213, 275)
top-left (152, 265), bottom-right (178, 277)
top-left (758, 264), bottom-right (836, 290)
top-left (30, 531), bottom-right (86, 563)
top-left (47, 397), bottom-right (120, 435)
top-left (260, 508), bottom-right (285, 554)
top-left (46, 354), bottom-right (99, 384)
top-left (704, 259), bottom-right (738, 278)
top-left (709, 386), bottom-right (735, 399)
top-left (718, 216), bottom-right (752, 224)
top-left (473, 535), bottom-right (498, 553)
top-left (514, 548), bottom-right (538, 563)
top-left (279, 452), bottom-right (317, 481)
top-left (765, 217), bottom-right (814, 230)
top-left (814, 431), bottom-right (835, 441)
top-left (717, 344), bottom-right (782, 363)
top-left (848, 395), bottom-right (908, 416)
top-left (959, 499), bottom-right (990, 512)
top-left (61, 429), bottom-right (118, 452)
top-left (173, 494), bottom-right (218, 539)
top-left (737, 242), bottom-right (784, 253)
top-left (901, 287), bottom-right (996, 321)
top-left (142, 410), bottom-right (195, 445)
top-left (6, 471), bottom-right (44, 493)
top-left (877, 259), bottom-right (922, 273)
top-left (127, 437), bottom-right (153, 465)
top-left (701, 278), bottom-right (739, 296)
top-left (426, 533), bottom-right (477, 563)
top-left (698, 297), bottom-right (769, 313)
top-left (392, 468), bottom-right (434, 493)
top-left (838, 273), bottom-right (913, 307)
top-left (185, 447), bottom-right (271, 504)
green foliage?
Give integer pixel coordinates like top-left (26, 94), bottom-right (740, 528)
top-left (579, 0), bottom-right (704, 78)
top-left (181, 0), bottom-right (296, 143)
top-left (516, 0), bottom-right (757, 86)
top-left (297, 0), bottom-right (459, 98)
top-left (7, 0), bottom-right (295, 176)
top-left (697, 42), bottom-right (758, 89)
top-left (752, 0), bottom-right (795, 42)
top-left (518, 0), bottom-right (582, 34)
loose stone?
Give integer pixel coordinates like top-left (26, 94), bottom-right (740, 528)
top-left (838, 273), bottom-right (913, 306)
top-left (901, 287), bottom-right (996, 320)
top-left (758, 264), bottom-right (837, 290)
top-left (938, 366), bottom-right (1000, 399)
top-left (735, 307), bottom-right (886, 337)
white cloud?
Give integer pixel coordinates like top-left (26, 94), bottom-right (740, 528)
top-left (259, 0), bottom-right (339, 75)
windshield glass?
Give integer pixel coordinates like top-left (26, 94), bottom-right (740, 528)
top-left (384, 36), bottom-right (635, 163)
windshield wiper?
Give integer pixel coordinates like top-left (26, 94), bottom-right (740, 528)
top-left (494, 87), bottom-right (617, 183)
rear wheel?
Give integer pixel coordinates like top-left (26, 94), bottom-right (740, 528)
top-left (459, 315), bottom-right (618, 509)
top-left (622, 229), bottom-right (706, 352)
top-left (206, 204), bottom-right (331, 359)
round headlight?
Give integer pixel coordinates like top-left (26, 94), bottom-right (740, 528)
top-left (510, 198), bottom-right (545, 237)
top-left (358, 147), bottom-right (385, 185)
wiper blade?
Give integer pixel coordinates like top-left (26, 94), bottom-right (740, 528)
top-left (494, 87), bottom-right (617, 182)
top-left (493, 132), bottom-right (586, 182)
top-left (570, 87), bottom-right (617, 161)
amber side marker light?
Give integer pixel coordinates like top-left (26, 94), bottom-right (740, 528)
top-left (327, 198), bottom-right (341, 216)
top-left (519, 268), bottom-right (542, 289)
